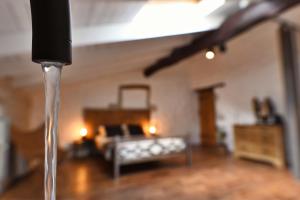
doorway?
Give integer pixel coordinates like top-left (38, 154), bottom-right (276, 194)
top-left (196, 83), bottom-right (224, 146)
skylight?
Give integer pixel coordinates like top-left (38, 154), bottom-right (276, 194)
top-left (124, 0), bottom-right (225, 39)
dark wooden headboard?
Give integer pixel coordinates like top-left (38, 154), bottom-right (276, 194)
top-left (83, 108), bottom-right (151, 136)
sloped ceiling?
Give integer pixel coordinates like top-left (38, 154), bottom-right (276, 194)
top-left (0, 0), bottom-right (147, 33)
top-left (0, 0), bottom-right (260, 88)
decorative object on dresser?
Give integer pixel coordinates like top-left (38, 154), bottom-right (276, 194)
top-left (234, 125), bottom-right (285, 168)
top-left (251, 97), bottom-right (282, 125)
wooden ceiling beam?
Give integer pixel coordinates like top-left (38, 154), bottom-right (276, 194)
top-left (144, 0), bottom-right (300, 77)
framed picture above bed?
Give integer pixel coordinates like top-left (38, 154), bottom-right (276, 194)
top-left (118, 84), bottom-right (151, 109)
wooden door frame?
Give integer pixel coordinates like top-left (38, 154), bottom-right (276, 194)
top-left (195, 82), bottom-right (225, 94)
top-left (196, 82), bottom-right (225, 146)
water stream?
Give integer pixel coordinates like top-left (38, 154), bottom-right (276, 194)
top-left (42, 62), bottom-right (63, 200)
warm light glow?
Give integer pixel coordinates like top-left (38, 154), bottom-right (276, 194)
top-left (205, 50), bottom-right (215, 60)
top-left (76, 166), bottom-right (88, 194)
top-left (80, 128), bottom-right (88, 138)
top-left (149, 125), bottom-right (157, 135)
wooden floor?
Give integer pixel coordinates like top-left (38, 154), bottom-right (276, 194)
top-left (1, 147), bottom-right (300, 200)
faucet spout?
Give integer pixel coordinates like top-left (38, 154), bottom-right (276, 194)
top-left (30, 0), bottom-right (72, 65)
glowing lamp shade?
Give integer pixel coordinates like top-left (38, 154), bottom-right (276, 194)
top-left (149, 125), bottom-right (157, 135)
top-left (80, 128), bottom-right (88, 138)
top-left (205, 50), bottom-right (215, 60)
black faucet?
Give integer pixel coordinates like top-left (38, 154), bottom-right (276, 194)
top-left (30, 0), bottom-right (72, 65)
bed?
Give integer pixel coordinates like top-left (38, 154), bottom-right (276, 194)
top-left (83, 108), bottom-right (192, 179)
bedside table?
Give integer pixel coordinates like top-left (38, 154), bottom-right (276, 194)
top-left (70, 139), bottom-right (96, 158)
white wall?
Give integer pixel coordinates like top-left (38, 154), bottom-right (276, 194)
top-left (0, 80), bottom-right (30, 130)
top-left (27, 18), bottom-right (292, 151)
top-left (29, 69), bottom-right (199, 148)
top-left (185, 22), bottom-right (286, 151)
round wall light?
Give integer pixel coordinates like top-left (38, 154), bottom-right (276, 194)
top-left (205, 49), bottom-right (215, 60)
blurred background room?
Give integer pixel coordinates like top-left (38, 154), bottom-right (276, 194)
top-left (1, 0), bottom-right (300, 199)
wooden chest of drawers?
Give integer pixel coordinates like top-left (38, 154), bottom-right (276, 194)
top-left (234, 125), bottom-right (285, 168)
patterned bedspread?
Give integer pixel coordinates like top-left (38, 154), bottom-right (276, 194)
top-left (95, 136), bottom-right (187, 163)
